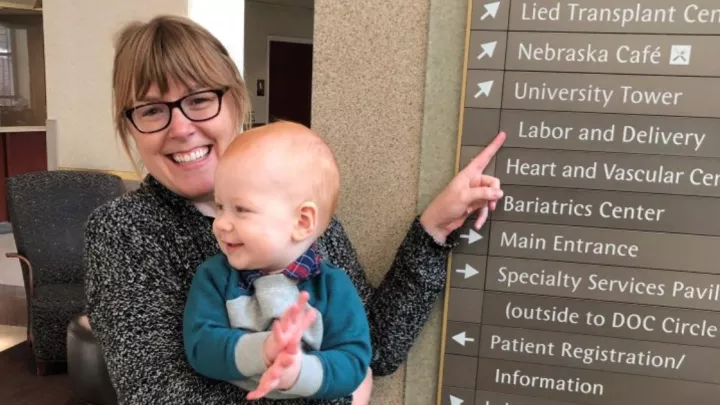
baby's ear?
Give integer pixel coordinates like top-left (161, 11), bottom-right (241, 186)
top-left (293, 201), bottom-right (318, 242)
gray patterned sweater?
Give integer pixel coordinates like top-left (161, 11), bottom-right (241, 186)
top-left (84, 175), bottom-right (457, 405)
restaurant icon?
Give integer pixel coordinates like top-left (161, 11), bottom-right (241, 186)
top-left (669, 45), bottom-right (691, 66)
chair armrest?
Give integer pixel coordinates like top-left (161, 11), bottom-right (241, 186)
top-left (6, 252), bottom-right (33, 298)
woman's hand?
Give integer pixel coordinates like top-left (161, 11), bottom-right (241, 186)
top-left (419, 131), bottom-right (506, 244)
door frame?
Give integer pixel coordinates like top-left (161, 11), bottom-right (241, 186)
top-left (265, 35), bottom-right (313, 124)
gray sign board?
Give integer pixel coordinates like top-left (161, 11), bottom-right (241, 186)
top-left (485, 256), bottom-right (720, 312)
top-left (501, 32), bottom-right (720, 76)
top-left (480, 325), bottom-right (720, 383)
top-left (507, 0), bottom-right (720, 35)
top-left (438, 0), bottom-right (720, 402)
top-left (492, 185), bottom-right (720, 235)
top-left (482, 292), bottom-right (720, 348)
top-left (489, 221), bottom-right (720, 275)
top-left (462, 109), bottom-right (720, 159)
top-left (477, 358), bottom-right (720, 405)
top-left (497, 71), bottom-right (720, 118)
top-left (495, 148), bottom-right (720, 198)
top-left (474, 391), bottom-right (583, 405)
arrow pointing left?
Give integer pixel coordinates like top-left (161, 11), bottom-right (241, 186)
top-left (452, 331), bottom-right (475, 347)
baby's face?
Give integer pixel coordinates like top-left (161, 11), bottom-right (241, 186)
top-left (212, 158), bottom-right (300, 272)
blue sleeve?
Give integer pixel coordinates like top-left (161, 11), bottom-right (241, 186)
top-left (183, 259), bottom-right (270, 381)
top-left (309, 270), bottom-right (372, 399)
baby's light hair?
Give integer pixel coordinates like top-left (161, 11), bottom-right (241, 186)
top-left (223, 121), bottom-right (340, 232)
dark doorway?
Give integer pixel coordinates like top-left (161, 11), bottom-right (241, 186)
top-left (267, 39), bottom-right (313, 127)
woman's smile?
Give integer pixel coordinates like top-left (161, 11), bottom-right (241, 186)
top-left (169, 145), bottom-right (211, 165)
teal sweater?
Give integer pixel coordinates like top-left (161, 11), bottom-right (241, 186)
top-left (183, 253), bottom-right (371, 400)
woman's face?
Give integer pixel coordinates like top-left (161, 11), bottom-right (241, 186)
top-left (128, 78), bottom-right (237, 201)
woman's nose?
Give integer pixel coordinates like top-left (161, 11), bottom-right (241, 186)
top-left (167, 107), bottom-right (194, 139)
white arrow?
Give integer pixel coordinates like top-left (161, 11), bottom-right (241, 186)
top-left (452, 331), bottom-right (475, 347)
top-left (460, 229), bottom-right (482, 244)
top-left (456, 264), bottom-right (479, 279)
top-left (477, 41), bottom-right (498, 59)
top-left (481, 1), bottom-right (501, 20)
top-left (450, 395), bottom-right (465, 405)
top-left (474, 80), bottom-right (494, 98)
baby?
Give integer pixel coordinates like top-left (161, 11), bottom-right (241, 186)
top-left (183, 121), bottom-right (373, 404)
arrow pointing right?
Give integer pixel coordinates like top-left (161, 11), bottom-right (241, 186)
top-left (460, 229), bottom-right (483, 244)
top-left (478, 41), bottom-right (498, 59)
top-left (456, 264), bottom-right (479, 279)
top-left (474, 80), bottom-right (494, 98)
top-left (450, 395), bottom-right (465, 405)
top-left (481, 1), bottom-right (501, 20)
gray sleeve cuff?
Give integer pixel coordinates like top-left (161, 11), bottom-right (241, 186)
top-left (234, 331), bottom-right (271, 377)
top-left (277, 353), bottom-right (324, 397)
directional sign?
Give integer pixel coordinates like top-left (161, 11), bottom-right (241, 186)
top-left (480, 1), bottom-right (500, 20)
top-left (455, 263), bottom-right (479, 279)
top-left (450, 395), bottom-right (464, 405)
top-left (477, 41), bottom-right (497, 59)
top-left (452, 331), bottom-right (475, 347)
top-left (460, 229), bottom-right (482, 244)
top-left (473, 80), bottom-right (493, 98)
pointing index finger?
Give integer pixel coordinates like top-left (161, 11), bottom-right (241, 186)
top-left (466, 131), bottom-right (506, 172)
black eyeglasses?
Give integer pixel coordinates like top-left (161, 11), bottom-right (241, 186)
top-left (124, 87), bottom-right (229, 134)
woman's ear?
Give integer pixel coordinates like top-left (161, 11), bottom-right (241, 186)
top-left (293, 201), bottom-right (318, 242)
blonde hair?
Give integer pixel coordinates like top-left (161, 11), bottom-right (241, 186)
top-left (112, 15), bottom-right (251, 172)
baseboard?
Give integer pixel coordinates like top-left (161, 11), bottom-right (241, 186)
top-left (0, 284), bottom-right (24, 298)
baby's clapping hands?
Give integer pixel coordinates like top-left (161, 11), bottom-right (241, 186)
top-left (246, 292), bottom-right (317, 400)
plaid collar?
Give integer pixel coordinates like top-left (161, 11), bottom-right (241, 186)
top-left (236, 244), bottom-right (323, 291)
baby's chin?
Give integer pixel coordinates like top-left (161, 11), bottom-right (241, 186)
top-left (227, 256), bottom-right (273, 272)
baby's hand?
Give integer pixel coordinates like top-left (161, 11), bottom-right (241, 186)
top-left (252, 292), bottom-right (316, 400)
top-left (263, 291), bottom-right (316, 365)
top-left (246, 349), bottom-right (301, 400)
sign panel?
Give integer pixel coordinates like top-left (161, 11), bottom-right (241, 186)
top-left (437, 1), bottom-right (720, 404)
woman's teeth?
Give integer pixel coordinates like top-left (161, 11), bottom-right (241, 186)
top-left (172, 146), bottom-right (209, 164)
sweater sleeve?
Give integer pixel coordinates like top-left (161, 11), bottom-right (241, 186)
top-left (183, 259), bottom-right (270, 381)
top-left (319, 215), bottom-right (457, 377)
top-left (286, 270), bottom-right (371, 399)
top-left (84, 207), bottom-right (252, 405)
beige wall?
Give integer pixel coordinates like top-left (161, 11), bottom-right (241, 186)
top-left (244, 0), bottom-right (313, 124)
top-left (312, 0), bottom-right (466, 403)
top-left (313, 0), bottom-right (466, 404)
top-left (43, 0), bottom-right (188, 173)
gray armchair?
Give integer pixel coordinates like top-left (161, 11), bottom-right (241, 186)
top-left (5, 170), bottom-right (124, 375)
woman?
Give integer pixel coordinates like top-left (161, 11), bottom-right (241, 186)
top-left (84, 14), bottom-right (505, 405)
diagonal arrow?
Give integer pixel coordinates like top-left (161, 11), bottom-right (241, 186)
top-left (478, 41), bottom-right (498, 59)
top-left (452, 331), bottom-right (475, 347)
top-left (460, 229), bottom-right (482, 244)
top-left (450, 395), bottom-right (465, 405)
top-left (474, 80), bottom-right (494, 98)
top-left (481, 1), bottom-right (501, 20)
top-left (456, 264), bottom-right (479, 279)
